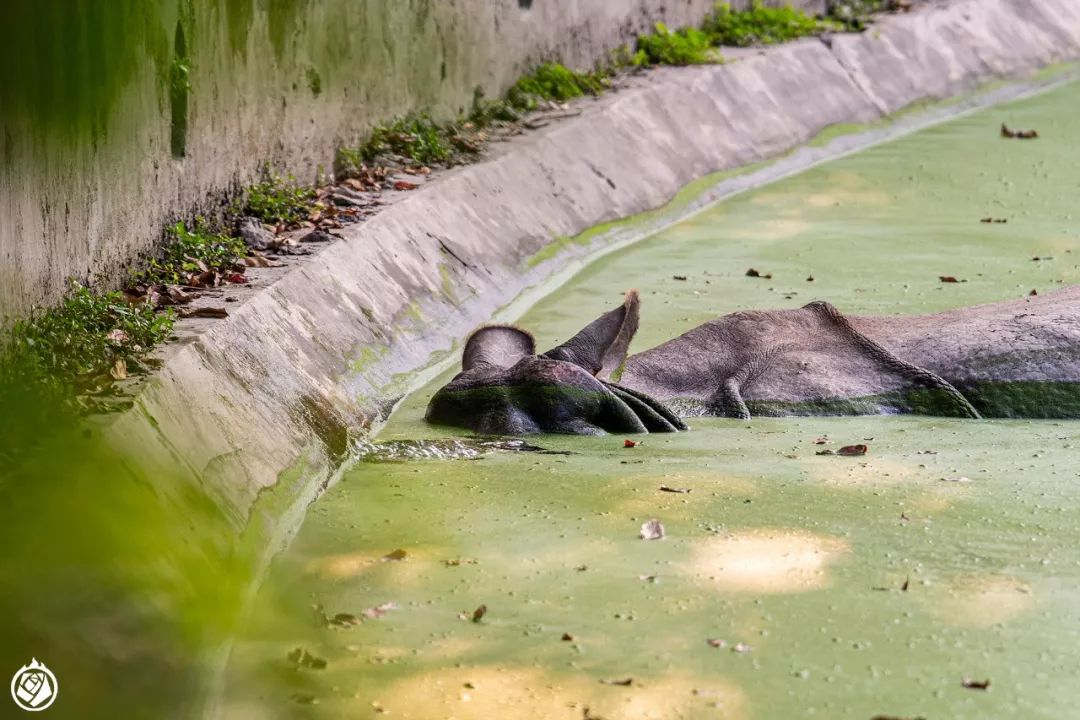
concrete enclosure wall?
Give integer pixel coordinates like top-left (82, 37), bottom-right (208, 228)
top-left (0, 0), bottom-right (824, 318)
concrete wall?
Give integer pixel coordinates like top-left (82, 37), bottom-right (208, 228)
top-left (0, 0), bottom-right (825, 319)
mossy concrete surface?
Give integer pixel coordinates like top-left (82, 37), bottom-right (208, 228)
top-left (0, 0), bottom-right (826, 318)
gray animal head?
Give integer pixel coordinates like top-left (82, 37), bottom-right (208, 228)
top-left (426, 290), bottom-right (686, 435)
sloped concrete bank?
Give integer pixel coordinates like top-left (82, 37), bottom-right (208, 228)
top-left (111, 0), bottom-right (1079, 600)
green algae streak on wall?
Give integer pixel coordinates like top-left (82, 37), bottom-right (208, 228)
top-left (0, 0), bottom-right (824, 320)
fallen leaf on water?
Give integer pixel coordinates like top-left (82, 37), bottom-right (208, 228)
top-left (806, 275), bottom-right (815, 282)
top-left (180, 307), bottom-right (229, 319)
top-left (361, 602), bottom-right (397, 619)
top-left (979, 217), bottom-right (1007, 224)
top-left (393, 180), bottom-right (419, 191)
top-left (443, 557), bottom-right (478, 567)
top-left (640, 519), bottom-right (665, 540)
top-left (287, 647), bottom-right (327, 669)
top-left (901, 576), bottom-right (910, 592)
top-left (575, 565), bottom-right (588, 572)
top-left (382, 549), bottom-right (408, 561)
top-left (561, 632), bottom-right (574, 641)
top-left (600, 678), bottom-right (633, 686)
top-left (746, 268), bottom-right (773, 279)
top-left (225, 273), bottom-right (248, 284)
top-left (706, 638), bottom-right (727, 648)
top-left (672, 275), bottom-right (688, 281)
top-left (1029, 289), bottom-right (1038, 296)
top-left (623, 439), bottom-right (638, 448)
top-left (1001, 123), bottom-right (1038, 139)
top-left (659, 485), bottom-right (691, 494)
top-left (471, 604), bottom-right (487, 623)
top-left (939, 276), bottom-right (961, 283)
top-left (330, 613), bottom-right (361, 627)
top-left (638, 574), bottom-right (658, 583)
top-left (732, 643), bottom-right (751, 653)
top-left (940, 476), bottom-right (971, 483)
top-left (837, 444), bottom-right (868, 456)
top-left (110, 359), bottom-right (128, 381)
top-left (962, 677), bottom-right (991, 690)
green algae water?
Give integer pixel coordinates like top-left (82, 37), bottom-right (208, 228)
top-left (222, 81), bottom-right (1080, 718)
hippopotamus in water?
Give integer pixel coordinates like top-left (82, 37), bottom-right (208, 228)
top-left (426, 286), bottom-right (1080, 435)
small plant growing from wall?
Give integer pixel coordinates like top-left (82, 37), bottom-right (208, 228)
top-left (3, 283), bottom-right (175, 392)
top-left (135, 220), bottom-right (248, 286)
top-left (235, 173), bottom-right (317, 227)
top-left (635, 23), bottom-right (717, 66)
top-left (706, 1), bottom-right (836, 46)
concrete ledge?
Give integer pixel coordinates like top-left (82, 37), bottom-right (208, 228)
top-left (109, 0), bottom-right (1080, 540)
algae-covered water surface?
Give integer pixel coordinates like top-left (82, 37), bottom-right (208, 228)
top-left (223, 81), bottom-right (1080, 718)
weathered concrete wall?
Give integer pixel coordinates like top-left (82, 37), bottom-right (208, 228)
top-left (0, 0), bottom-right (826, 319)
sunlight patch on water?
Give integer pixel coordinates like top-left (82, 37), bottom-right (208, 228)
top-left (370, 666), bottom-right (747, 720)
top-left (683, 529), bottom-right (849, 595)
top-left (922, 573), bottom-right (1036, 628)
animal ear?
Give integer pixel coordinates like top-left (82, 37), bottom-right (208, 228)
top-left (542, 289), bottom-right (640, 379)
top-left (462, 325), bottom-right (536, 371)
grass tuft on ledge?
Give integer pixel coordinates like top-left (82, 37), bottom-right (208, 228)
top-left (135, 219), bottom-right (248, 286)
top-left (706, 1), bottom-right (837, 47)
top-left (236, 172), bottom-right (316, 226)
top-left (3, 283), bottom-right (175, 392)
top-left (635, 23), bottom-right (718, 66)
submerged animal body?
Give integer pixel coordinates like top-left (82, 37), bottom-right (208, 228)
top-left (426, 287), bottom-right (1080, 435)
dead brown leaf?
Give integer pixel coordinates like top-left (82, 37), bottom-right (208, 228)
top-left (837, 444), bottom-right (868, 456)
top-left (962, 677), bottom-right (990, 690)
top-left (287, 647), bottom-right (327, 669)
top-left (330, 613), bottom-right (361, 627)
top-left (180, 307), bottom-right (229, 319)
top-left (659, 485), bottom-right (690, 494)
top-left (382, 549), bottom-right (408, 561)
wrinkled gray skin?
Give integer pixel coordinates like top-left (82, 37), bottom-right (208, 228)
top-left (426, 287), bottom-right (1080, 435)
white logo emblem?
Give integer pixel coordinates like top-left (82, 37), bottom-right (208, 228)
top-left (10, 659), bottom-right (57, 712)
